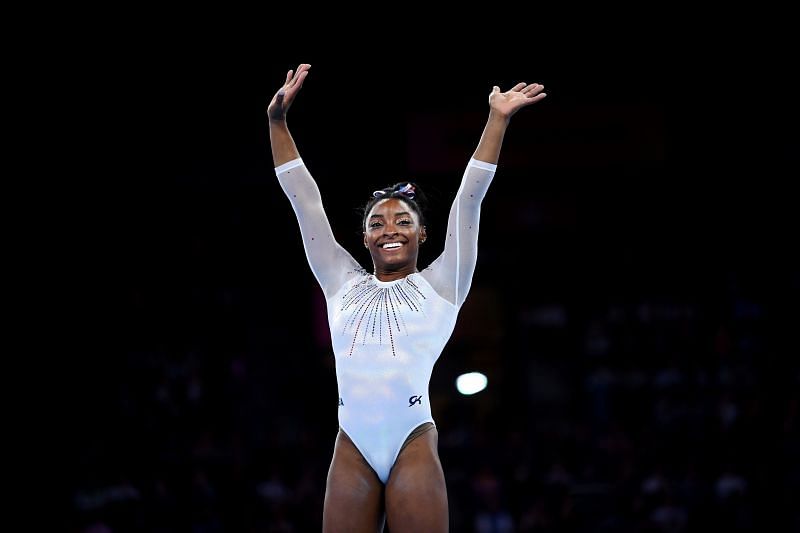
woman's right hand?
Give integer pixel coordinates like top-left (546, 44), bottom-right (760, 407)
top-left (268, 63), bottom-right (311, 121)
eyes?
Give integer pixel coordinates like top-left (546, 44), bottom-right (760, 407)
top-left (369, 218), bottom-right (413, 229)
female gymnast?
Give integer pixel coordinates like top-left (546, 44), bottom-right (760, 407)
top-left (267, 63), bottom-right (546, 532)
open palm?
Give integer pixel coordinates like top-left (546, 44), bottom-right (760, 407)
top-left (489, 82), bottom-right (547, 118)
top-left (268, 63), bottom-right (311, 121)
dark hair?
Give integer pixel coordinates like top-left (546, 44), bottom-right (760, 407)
top-left (361, 182), bottom-right (427, 230)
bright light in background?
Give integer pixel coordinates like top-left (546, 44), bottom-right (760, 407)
top-left (456, 372), bottom-right (488, 395)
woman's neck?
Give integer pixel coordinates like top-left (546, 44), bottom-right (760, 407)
top-left (373, 265), bottom-right (419, 282)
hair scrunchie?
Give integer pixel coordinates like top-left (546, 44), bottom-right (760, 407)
top-left (372, 183), bottom-right (416, 200)
top-left (396, 183), bottom-right (416, 199)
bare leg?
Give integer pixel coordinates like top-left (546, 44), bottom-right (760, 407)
top-left (385, 426), bottom-right (449, 532)
top-left (323, 430), bottom-right (386, 533)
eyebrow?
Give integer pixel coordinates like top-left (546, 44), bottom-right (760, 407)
top-left (369, 211), bottom-right (412, 219)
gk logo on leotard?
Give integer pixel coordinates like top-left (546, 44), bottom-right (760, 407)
top-left (408, 395), bottom-right (422, 407)
top-left (338, 397), bottom-right (344, 407)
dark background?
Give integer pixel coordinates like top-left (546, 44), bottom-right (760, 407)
top-left (55, 27), bottom-right (799, 532)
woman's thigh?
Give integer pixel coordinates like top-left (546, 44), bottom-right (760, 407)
top-left (322, 430), bottom-right (386, 533)
top-left (385, 427), bottom-right (449, 533)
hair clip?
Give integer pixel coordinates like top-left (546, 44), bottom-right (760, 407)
top-left (397, 183), bottom-right (416, 199)
top-left (372, 190), bottom-right (387, 198)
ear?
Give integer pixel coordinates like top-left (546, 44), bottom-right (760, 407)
top-left (363, 232), bottom-right (369, 248)
top-left (419, 225), bottom-right (427, 244)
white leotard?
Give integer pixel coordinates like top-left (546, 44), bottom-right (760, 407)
top-left (275, 157), bottom-right (496, 482)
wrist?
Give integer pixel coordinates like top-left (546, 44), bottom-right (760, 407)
top-left (487, 109), bottom-right (511, 124)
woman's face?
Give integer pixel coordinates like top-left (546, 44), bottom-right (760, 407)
top-left (363, 198), bottom-right (426, 271)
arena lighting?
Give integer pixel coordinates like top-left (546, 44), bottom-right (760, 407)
top-left (456, 372), bottom-right (488, 395)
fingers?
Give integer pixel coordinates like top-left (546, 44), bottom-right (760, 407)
top-left (523, 84), bottom-right (545, 100)
top-left (509, 82), bottom-right (546, 96)
top-left (522, 92), bottom-right (547, 105)
top-left (294, 69), bottom-right (308, 91)
top-left (283, 64), bottom-right (310, 93)
top-left (291, 64), bottom-right (310, 83)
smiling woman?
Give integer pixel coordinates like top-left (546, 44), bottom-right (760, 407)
top-left (362, 184), bottom-right (428, 280)
top-left (267, 63), bottom-right (546, 532)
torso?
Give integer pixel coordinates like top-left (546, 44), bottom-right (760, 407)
top-left (326, 270), bottom-right (458, 482)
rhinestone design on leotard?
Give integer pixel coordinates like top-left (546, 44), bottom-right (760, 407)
top-left (340, 274), bottom-right (426, 356)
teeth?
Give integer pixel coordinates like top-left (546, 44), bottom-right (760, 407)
top-left (382, 242), bottom-right (402, 249)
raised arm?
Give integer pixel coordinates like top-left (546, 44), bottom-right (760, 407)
top-left (422, 82), bottom-right (547, 307)
top-left (268, 64), bottom-right (361, 298)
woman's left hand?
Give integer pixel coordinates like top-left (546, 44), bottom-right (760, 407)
top-left (489, 82), bottom-right (547, 119)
